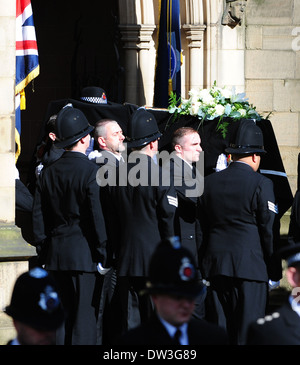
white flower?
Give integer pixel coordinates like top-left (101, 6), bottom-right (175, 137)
top-left (231, 92), bottom-right (247, 103)
top-left (224, 104), bottom-right (232, 115)
top-left (198, 88), bottom-right (211, 100)
top-left (238, 108), bottom-right (247, 117)
top-left (201, 93), bottom-right (215, 106)
top-left (189, 101), bottom-right (201, 115)
top-left (167, 81), bottom-right (262, 138)
top-left (188, 89), bottom-right (201, 104)
top-left (188, 88), bottom-right (199, 98)
top-left (215, 104), bottom-right (225, 116)
top-left (220, 87), bottom-right (232, 99)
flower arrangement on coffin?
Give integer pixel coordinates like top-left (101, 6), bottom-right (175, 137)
top-left (168, 81), bottom-right (264, 138)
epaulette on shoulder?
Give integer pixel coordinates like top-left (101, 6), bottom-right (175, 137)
top-left (256, 312), bottom-right (280, 325)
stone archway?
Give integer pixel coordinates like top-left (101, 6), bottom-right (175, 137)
top-left (118, 0), bottom-right (210, 105)
top-left (117, 0), bottom-right (245, 105)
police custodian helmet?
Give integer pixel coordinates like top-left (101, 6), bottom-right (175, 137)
top-left (145, 237), bottom-right (205, 299)
top-left (225, 119), bottom-right (266, 155)
top-left (5, 267), bottom-right (64, 331)
top-left (54, 105), bottom-right (94, 149)
top-left (126, 108), bottom-right (162, 148)
top-left (277, 243), bottom-right (300, 268)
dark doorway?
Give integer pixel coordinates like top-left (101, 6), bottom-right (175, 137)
top-left (17, 0), bottom-right (123, 182)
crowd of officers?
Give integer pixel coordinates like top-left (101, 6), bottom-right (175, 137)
top-left (8, 88), bottom-right (300, 346)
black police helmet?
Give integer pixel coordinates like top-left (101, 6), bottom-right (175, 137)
top-left (126, 108), bottom-right (162, 148)
top-left (225, 119), bottom-right (266, 155)
top-left (145, 237), bottom-right (205, 299)
top-left (277, 243), bottom-right (300, 268)
top-left (5, 267), bottom-right (64, 331)
top-left (54, 105), bottom-right (94, 148)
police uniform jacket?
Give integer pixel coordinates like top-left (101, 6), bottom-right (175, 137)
top-left (89, 149), bottom-right (123, 173)
top-left (32, 151), bottom-right (107, 272)
top-left (118, 311), bottom-right (228, 345)
top-left (167, 155), bottom-right (202, 266)
top-left (110, 153), bottom-right (177, 277)
top-left (90, 148), bottom-right (124, 264)
top-left (199, 161), bottom-right (277, 282)
top-left (247, 298), bottom-right (300, 345)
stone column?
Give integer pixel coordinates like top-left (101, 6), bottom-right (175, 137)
top-left (183, 24), bottom-right (206, 91)
top-left (136, 24), bottom-right (156, 106)
top-left (119, 25), bottom-right (140, 105)
top-left (119, 24), bottom-right (156, 106)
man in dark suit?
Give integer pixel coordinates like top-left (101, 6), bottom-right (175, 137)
top-left (89, 118), bottom-right (125, 266)
top-left (88, 118), bottom-right (126, 344)
top-left (32, 105), bottom-right (108, 345)
top-left (199, 120), bottom-right (278, 345)
top-left (118, 237), bottom-right (228, 345)
top-left (168, 127), bottom-right (203, 266)
top-left (247, 243), bottom-right (300, 345)
top-left (109, 108), bottom-right (178, 342)
top-left (88, 119), bottom-right (125, 169)
top-left (165, 127), bottom-right (205, 319)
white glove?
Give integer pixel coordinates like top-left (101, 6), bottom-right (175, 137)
top-left (215, 153), bottom-right (228, 172)
top-left (97, 263), bottom-right (112, 275)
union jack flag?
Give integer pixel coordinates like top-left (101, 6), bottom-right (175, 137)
top-left (15, 0), bottom-right (39, 161)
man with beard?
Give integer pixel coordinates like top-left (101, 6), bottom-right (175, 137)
top-left (109, 108), bottom-right (177, 342)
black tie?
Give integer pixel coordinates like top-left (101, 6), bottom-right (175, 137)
top-left (173, 328), bottom-right (182, 345)
top-left (192, 164), bottom-right (196, 179)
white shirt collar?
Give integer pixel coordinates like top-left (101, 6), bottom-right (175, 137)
top-left (88, 149), bottom-right (124, 162)
top-left (289, 295), bottom-right (300, 317)
top-left (104, 149), bottom-right (124, 161)
top-left (158, 315), bottom-right (189, 345)
top-left (175, 154), bottom-right (193, 170)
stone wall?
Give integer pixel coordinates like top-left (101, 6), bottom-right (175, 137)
top-left (0, 0), bottom-right (16, 223)
top-left (0, 0), bottom-right (34, 344)
top-left (0, 261), bottom-right (28, 345)
top-left (245, 0), bottom-right (300, 195)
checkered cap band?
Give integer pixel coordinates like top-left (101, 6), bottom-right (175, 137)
top-left (80, 96), bottom-right (107, 104)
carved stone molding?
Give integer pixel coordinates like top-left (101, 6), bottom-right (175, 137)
top-left (119, 25), bottom-right (141, 50)
top-left (119, 24), bottom-right (155, 50)
top-left (137, 24), bottom-right (156, 50)
top-left (183, 24), bottom-right (206, 48)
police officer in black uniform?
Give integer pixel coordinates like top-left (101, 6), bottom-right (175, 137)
top-left (32, 105), bottom-right (108, 345)
top-left (247, 243), bottom-right (300, 345)
top-left (108, 108), bottom-right (178, 342)
top-left (5, 267), bottom-right (64, 345)
top-left (199, 119), bottom-right (278, 345)
top-left (118, 237), bottom-right (228, 345)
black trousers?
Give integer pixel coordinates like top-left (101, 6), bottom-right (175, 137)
top-left (205, 275), bottom-right (268, 345)
top-left (108, 276), bottom-right (154, 344)
top-left (51, 271), bottom-right (101, 345)
top-left (97, 268), bottom-right (117, 345)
